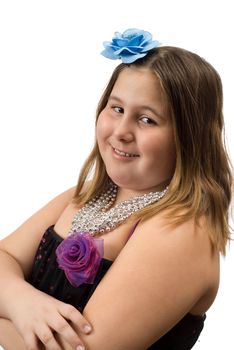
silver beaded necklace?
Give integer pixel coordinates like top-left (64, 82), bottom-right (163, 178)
top-left (69, 182), bottom-right (168, 237)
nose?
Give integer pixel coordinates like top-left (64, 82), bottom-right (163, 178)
top-left (113, 116), bottom-right (134, 143)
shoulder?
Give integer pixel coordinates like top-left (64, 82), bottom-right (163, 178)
top-left (0, 185), bottom-right (76, 243)
top-left (110, 210), bottom-right (219, 312)
top-left (0, 186), bottom-right (76, 276)
top-left (133, 212), bottom-right (218, 282)
top-left (129, 211), bottom-right (220, 311)
top-left (137, 210), bottom-right (215, 255)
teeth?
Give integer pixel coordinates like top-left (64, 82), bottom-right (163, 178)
top-left (114, 148), bottom-right (138, 157)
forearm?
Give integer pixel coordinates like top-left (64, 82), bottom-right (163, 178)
top-left (0, 318), bottom-right (27, 350)
top-left (0, 249), bottom-right (34, 319)
top-left (0, 249), bottom-right (92, 350)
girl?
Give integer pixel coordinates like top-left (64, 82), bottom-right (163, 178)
top-left (0, 29), bottom-right (232, 350)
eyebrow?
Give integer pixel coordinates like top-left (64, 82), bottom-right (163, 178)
top-left (108, 95), bottom-right (166, 120)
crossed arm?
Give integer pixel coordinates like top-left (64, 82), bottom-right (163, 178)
top-left (0, 189), bottom-right (217, 350)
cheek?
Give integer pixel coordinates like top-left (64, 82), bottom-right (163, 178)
top-left (143, 133), bottom-right (176, 166)
top-left (159, 138), bottom-right (176, 173)
top-left (164, 133), bottom-right (176, 165)
top-left (96, 113), bottom-right (111, 146)
top-left (96, 114), bottom-right (106, 141)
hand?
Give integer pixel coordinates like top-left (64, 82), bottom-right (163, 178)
top-left (9, 287), bottom-right (91, 350)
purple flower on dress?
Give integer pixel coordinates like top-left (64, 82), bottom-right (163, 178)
top-left (55, 232), bottom-right (104, 287)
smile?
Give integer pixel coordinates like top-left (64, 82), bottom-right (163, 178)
top-left (113, 148), bottom-right (139, 158)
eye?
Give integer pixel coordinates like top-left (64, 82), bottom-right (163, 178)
top-left (140, 116), bottom-right (157, 125)
top-left (112, 106), bottom-right (124, 114)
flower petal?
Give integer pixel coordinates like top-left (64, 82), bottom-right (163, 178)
top-left (142, 40), bottom-right (161, 51)
top-left (112, 38), bottom-right (130, 47)
top-left (121, 52), bottom-right (147, 64)
top-left (55, 232), bottom-right (104, 287)
top-left (101, 28), bottom-right (161, 63)
top-left (127, 35), bottom-right (144, 47)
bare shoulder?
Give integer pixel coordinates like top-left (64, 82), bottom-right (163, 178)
top-left (0, 186), bottom-right (76, 276)
top-left (134, 212), bottom-right (220, 309)
top-left (82, 212), bottom-right (219, 349)
top-left (138, 211), bottom-right (218, 266)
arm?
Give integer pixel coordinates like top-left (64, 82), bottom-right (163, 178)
top-left (78, 215), bottom-right (218, 350)
top-left (0, 318), bottom-right (28, 350)
top-left (0, 188), bottom-right (91, 350)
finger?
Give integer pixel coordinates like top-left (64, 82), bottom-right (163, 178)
top-left (55, 334), bottom-right (74, 350)
top-left (59, 303), bottom-right (92, 334)
top-left (50, 316), bottom-right (85, 350)
top-left (35, 325), bottom-right (62, 350)
top-left (23, 332), bottom-right (39, 350)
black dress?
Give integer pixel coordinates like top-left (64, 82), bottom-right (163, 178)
top-left (28, 226), bottom-right (206, 349)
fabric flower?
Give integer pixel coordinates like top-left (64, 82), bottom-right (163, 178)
top-left (101, 28), bottom-right (160, 64)
top-left (56, 232), bottom-right (104, 287)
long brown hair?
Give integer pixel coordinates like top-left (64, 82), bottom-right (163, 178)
top-left (73, 47), bottom-right (233, 255)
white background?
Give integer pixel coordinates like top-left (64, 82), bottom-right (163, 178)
top-left (0, 0), bottom-right (233, 349)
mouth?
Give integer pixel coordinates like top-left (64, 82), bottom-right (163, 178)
top-left (113, 147), bottom-right (139, 158)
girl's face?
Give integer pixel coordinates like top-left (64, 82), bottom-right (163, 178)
top-left (96, 67), bottom-right (176, 195)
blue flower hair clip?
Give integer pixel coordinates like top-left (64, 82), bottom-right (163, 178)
top-left (101, 28), bottom-right (160, 64)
